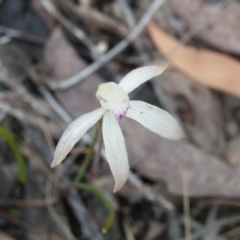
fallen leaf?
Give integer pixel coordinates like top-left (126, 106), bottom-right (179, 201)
top-left (167, 0), bottom-right (240, 54)
top-left (148, 21), bottom-right (240, 98)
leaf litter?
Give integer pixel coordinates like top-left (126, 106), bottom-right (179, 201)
top-left (1, 0), bottom-right (240, 239)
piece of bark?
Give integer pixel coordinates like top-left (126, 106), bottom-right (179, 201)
top-left (168, 0), bottom-right (240, 54)
top-left (153, 70), bottom-right (225, 155)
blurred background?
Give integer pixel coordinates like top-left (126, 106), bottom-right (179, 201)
top-left (1, 0), bottom-right (240, 239)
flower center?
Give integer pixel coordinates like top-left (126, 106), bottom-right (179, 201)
top-left (96, 82), bottom-right (130, 121)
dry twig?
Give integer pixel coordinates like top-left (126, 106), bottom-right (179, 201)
top-left (117, 0), bottom-right (135, 29)
top-left (47, 0), bottom-right (166, 90)
top-left (182, 172), bottom-right (191, 240)
top-left (0, 26), bottom-right (45, 44)
top-left (58, 0), bottom-right (129, 38)
top-left (39, 0), bottom-right (98, 58)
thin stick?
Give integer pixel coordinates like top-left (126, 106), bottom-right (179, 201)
top-left (161, 0), bottom-right (232, 61)
top-left (179, 216), bottom-right (227, 240)
top-left (182, 172), bottom-right (192, 240)
top-left (48, 0), bottom-right (166, 90)
top-left (192, 215), bottom-right (240, 240)
top-left (39, 0), bottom-right (98, 58)
top-left (0, 26), bottom-right (45, 44)
top-left (205, 205), bottom-right (219, 240)
top-left (58, 0), bottom-right (129, 38)
top-left (38, 86), bottom-right (72, 124)
top-left (45, 179), bottom-right (77, 240)
top-left (117, 0), bottom-right (136, 29)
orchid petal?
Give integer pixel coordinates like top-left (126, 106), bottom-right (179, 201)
top-left (126, 101), bottom-right (184, 140)
top-left (51, 108), bottom-right (105, 167)
top-left (119, 65), bottom-right (166, 93)
top-left (102, 111), bottom-right (129, 192)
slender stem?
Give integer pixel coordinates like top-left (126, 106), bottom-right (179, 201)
top-left (74, 182), bottom-right (115, 233)
top-left (90, 126), bottom-right (103, 179)
top-left (73, 123), bottom-right (100, 185)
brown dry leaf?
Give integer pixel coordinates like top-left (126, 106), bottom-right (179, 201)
top-left (148, 21), bottom-right (240, 98)
top-left (153, 70), bottom-right (225, 155)
top-left (167, 0), bottom-right (240, 54)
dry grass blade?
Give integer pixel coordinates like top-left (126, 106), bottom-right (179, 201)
top-left (182, 172), bottom-right (191, 240)
top-left (148, 21), bottom-right (240, 98)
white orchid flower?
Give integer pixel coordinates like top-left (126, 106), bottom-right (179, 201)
top-left (51, 66), bottom-right (184, 192)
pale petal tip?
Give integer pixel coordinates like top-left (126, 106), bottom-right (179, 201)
top-left (50, 162), bottom-right (57, 168)
top-left (113, 183), bottom-right (123, 193)
top-left (176, 128), bottom-right (185, 140)
top-left (150, 64), bottom-right (168, 74)
top-left (113, 179), bottom-right (128, 193)
top-left (50, 157), bottom-right (60, 168)
top-left (157, 63), bottom-right (168, 72)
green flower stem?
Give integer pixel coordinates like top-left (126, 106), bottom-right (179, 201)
top-left (72, 121), bottom-right (115, 232)
top-left (73, 123), bottom-right (100, 185)
top-left (0, 125), bottom-right (26, 184)
top-left (74, 182), bottom-right (115, 233)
